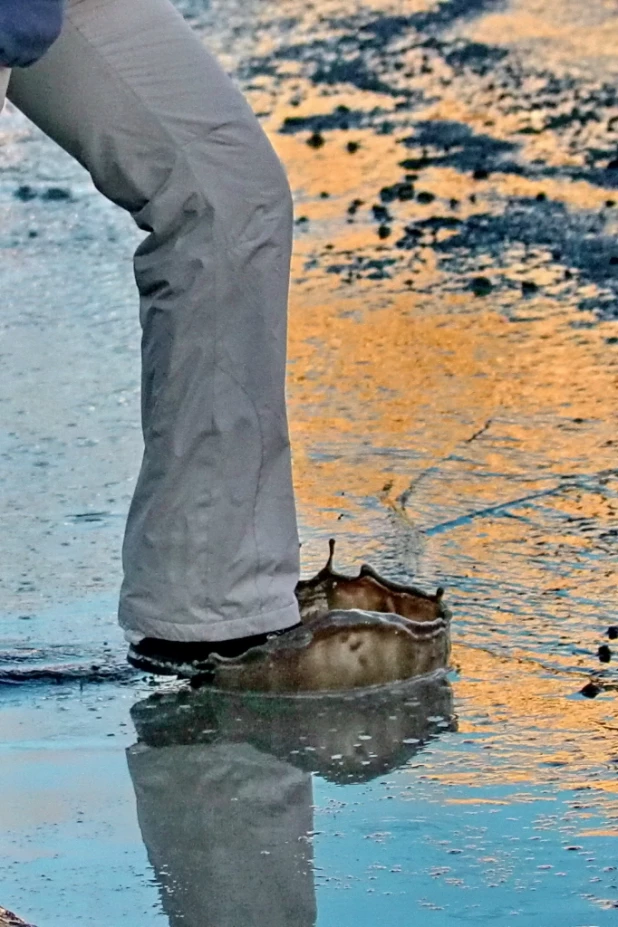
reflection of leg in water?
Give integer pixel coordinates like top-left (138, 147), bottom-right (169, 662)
top-left (127, 742), bottom-right (316, 927)
top-left (128, 672), bottom-right (455, 925)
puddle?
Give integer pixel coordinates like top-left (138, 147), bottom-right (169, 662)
top-left (1, 0), bottom-right (618, 924)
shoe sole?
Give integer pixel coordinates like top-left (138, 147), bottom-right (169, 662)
top-left (127, 647), bottom-right (214, 679)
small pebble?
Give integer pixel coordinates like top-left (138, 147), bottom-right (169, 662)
top-left (598, 644), bottom-right (611, 663)
top-left (397, 183), bottom-right (415, 201)
top-left (417, 191), bottom-right (435, 204)
top-left (580, 681), bottom-right (601, 698)
top-left (372, 204), bottom-right (391, 222)
top-left (307, 131), bottom-right (325, 149)
top-left (471, 276), bottom-right (493, 297)
top-left (43, 186), bottom-right (72, 201)
top-left (607, 626), bottom-right (618, 639)
top-left (14, 184), bottom-right (37, 201)
top-left (346, 141), bottom-right (360, 154)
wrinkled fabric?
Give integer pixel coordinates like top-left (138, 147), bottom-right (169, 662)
top-left (8, 0), bottom-right (301, 642)
top-left (0, 0), bottom-right (65, 67)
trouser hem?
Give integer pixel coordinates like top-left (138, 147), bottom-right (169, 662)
top-left (119, 599), bottom-right (301, 644)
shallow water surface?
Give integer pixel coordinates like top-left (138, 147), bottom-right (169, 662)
top-left (1, 0), bottom-right (617, 924)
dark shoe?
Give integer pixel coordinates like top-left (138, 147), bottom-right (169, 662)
top-left (127, 625), bottom-right (300, 678)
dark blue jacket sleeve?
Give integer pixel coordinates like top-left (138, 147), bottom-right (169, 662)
top-left (0, 0), bottom-right (65, 68)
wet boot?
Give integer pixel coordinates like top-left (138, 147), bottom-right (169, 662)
top-left (127, 624), bottom-right (301, 678)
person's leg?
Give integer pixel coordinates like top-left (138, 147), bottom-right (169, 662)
top-left (8, 0), bottom-right (301, 650)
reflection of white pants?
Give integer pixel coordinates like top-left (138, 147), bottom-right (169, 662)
top-left (127, 742), bottom-right (316, 927)
top-left (7, 0), bottom-right (301, 643)
top-left (0, 67), bottom-right (9, 106)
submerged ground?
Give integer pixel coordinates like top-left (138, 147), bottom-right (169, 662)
top-left (1, 0), bottom-right (617, 924)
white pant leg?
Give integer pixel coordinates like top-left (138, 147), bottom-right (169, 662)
top-left (8, 0), bottom-right (300, 642)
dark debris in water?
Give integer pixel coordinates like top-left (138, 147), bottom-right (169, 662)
top-left (14, 185), bottom-right (73, 203)
top-left (237, 3), bottom-right (618, 316)
top-left (580, 681), bottom-right (602, 698)
top-left (280, 106), bottom-right (370, 134)
top-left (399, 120), bottom-right (517, 174)
top-left (470, 276), bottom-right (494, 297)
top-left (326, 254), bottom-right (399, 282)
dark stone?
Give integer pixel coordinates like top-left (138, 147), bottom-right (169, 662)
top-left (580, 681), bottom-right (601, 698)
top-left (598, 644), bottom-right (612, 663)
top-left (521, 280), bottom-right (539, 295)
top-left (397, 183), bottom-right (415, 201)
top-left (14, 185), bottom-right (37, 201)
top-left (379, 181), bottom-right (415, 203)
top-left (279, 108), bottom-right (366, 135)
top-left (0, 904), bottom-right (37, 926)
top-left (378, 225), bottom-right (392, 240)
top-left (417, 191), bottom-right (436, 204)
top-left (608, 625), bottom-right (618, 640)
top-left (414, 216), bottom-right (462, 233)
top-left (399, 156), bottom-right (432, 171)
top-left (473, 167), bottom-right (489, 179)
top-left (470, 276), bottom-right (493, 297)
top-left (347, 198), bottom-right (364, 216)
top-left (307, 131), bottom-right (325, 149)
top-left (395, 225), bottom-right (424, 249)
top-left (372, 204), bottom-right (391, 222)
top-left (346, 141), bottom-right (360, 154)
top-left (42, 186), bottom-right (72, 201)
top-left (535, 192), bottom-right (547, 201)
